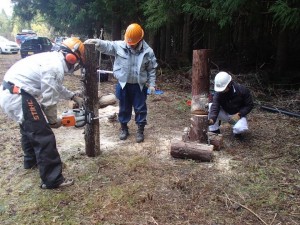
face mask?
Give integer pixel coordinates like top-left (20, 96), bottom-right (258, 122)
top-left (64, 62), bottom-right (82, 75)
top-left (73, 62), bottom-right (82, 72)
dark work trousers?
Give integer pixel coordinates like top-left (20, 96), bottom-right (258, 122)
top-left (20, 91), bottom-right (64, 188)
top-left (115, 83), bottom-right (148, 126)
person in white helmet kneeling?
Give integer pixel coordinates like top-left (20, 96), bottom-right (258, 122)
top-left (208, 71), bottom-right (254, 138)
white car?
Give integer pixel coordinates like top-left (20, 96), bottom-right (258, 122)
top-left (0, 36), bottom-right (20, 54)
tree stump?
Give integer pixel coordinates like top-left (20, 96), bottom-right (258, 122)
top-left (170, 139), bottom-right (214, 162)
top-left (207, 132), bottom-right (223, 151)
top-left (185, 115), bottom-right (208, 143)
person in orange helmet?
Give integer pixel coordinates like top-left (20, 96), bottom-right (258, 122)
top-left (85, 23), bottom-right (158, 143)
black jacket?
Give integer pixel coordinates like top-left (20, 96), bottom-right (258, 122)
top-left (209, 81), bottom-right (254, 123)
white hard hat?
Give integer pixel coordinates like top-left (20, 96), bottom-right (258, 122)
top-left (214, 72), bottom-right (232, 92)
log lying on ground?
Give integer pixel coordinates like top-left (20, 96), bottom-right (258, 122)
top-left (99, 94), bottom-right (117, 108)
top-left (170, 139), bottom-right (214, 162)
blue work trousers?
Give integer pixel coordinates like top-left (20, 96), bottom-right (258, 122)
top-left (116, 83), bottom-right (147, 126)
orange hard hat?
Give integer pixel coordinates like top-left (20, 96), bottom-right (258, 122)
top-left (124, 23), bottom-right (144, 45)
top-left (61, 37), bottom-right (85, 64)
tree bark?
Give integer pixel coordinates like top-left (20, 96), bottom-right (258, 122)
top-left (191, 49), bottom-right (210, 115)
top-left (111, 5), bottom-right (121, 40)
top-left (182, 14), bottom-right (192, 61)
top-left (165, 22), bottom-right (171, 62)
top-left (170, 140), bottom-right (214, 162)
top-left (274, 29), bottom-right (288, 78)
top-left (160, 26), bottom-right (166, 61)
top-left (83, 44), bottom-right (100, 157)
top-left (184, 115), bottom-right (208, 143)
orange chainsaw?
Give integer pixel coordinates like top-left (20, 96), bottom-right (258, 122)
top-left (61, 108), bottom-right (94, 127)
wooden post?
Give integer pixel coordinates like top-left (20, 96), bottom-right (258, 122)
top-left (187, 49), bottom-right (211, 143)
top-left (83, 44), bottom-right (100, 157)
top-left (170, 49), bottom-right (222, 161)
top-left (191, 49), bottom-right (210, 115)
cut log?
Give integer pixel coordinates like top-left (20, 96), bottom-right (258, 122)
top-left (99, 94), bottom-right (117, 108)
top-left (186, 115), bottom-right (208, 143)
top-left (207, 132), bottom-right (223, 151)
top-left (170, 139), bottom-right (214, 162)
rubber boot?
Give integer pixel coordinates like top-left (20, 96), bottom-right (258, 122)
top-left (119, 123), bottom-right (129, 140)
top-left (136, 125), bottom-right (144, 143)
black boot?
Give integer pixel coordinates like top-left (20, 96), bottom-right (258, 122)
top-left (211, 129), bottom-right (221, 134)
top-left (136, 125), bottom-right (144, 143)
top-left (119, 123), bottom-right (129, 140)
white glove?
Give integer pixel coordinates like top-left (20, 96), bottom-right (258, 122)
top-left (84, 39), bottom-right (101, 47)
top-left (149, 86), bottom-right (156, 95)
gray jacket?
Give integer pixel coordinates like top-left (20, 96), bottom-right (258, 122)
top-left (96, 40), bottom-right (157, 90)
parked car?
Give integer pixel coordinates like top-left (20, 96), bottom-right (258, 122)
top-left (20, 36), bottom-right (53, 58)
top-left (15, 29), bottom-right (37, 46)
top-left (0, 36), bottom-right (20, 54)
top-left (51, 36), bottom-right (68, 51)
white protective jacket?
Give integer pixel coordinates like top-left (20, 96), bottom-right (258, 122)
top-left (96, 40), bottom-right (157, 90)
top-left (0, 51), bottom-right (75, 123)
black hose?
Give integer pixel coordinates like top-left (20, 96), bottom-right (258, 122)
top-left (260, 105), bottom-right (300, 118)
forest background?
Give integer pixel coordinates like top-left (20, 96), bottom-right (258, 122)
top-left (0, 1), bottom-right (299, 224)
top-left (0, 0), bottom-right (299, 88)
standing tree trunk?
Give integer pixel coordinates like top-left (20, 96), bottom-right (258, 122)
top-left (182, 14), bottom-right (192, 61)
top-left (165, 22), bottom-right (171, 62)
top-left (83, 44), bottom-right (100, 157)
top-left (274, 29), bottom-right (288, 79)
top-left (185, 49), bottom-right (211, 143)
top-left (160, 26), bottom-right (166, 61)
top-left (191, 49), bottom-right (210, 115)
top-left (112, 5), bottom-right (122, 41)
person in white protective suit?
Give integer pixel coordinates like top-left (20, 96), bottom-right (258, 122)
top-left (0, 37), bottom-right (85, 189)
top-left (208, 71), bottom-right (254, 137)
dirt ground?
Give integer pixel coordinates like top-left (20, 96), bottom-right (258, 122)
top-left (0, 53), bottom-right (299, 225)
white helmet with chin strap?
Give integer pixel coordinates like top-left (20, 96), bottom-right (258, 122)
top-left (214, 72), bottom-right (232, 92)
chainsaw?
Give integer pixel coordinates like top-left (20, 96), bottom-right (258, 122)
top-left (61, 108), bottom-right (95, 128)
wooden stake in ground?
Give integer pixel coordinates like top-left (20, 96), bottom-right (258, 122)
top-left (186, 49), bottom-right (211, 143)
top-left (83, 44), bottom-right (100, 157)
top-left (191, 49), bottom-right (210, 115)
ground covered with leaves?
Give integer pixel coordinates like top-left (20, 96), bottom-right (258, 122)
top-left (0, 54), bottom-right (299, 225)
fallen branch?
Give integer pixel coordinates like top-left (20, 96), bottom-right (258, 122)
top-left (260, 105), bottom-right (300, 118)
top-left (223, 193), bottom-right (269, 225)
top-left (269, 213), bottom-right (277, 225)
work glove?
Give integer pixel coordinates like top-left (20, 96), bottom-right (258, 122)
top-left (71, 95), bottom-right (84, 108)
top-left (42, 104), bottom-right (58, 125)
top-left (208, 119), bottom-right (215, 125)
top-left (49, 118), bottom-right (62, 129)
top-left (148, 86), bottom-right (156, 95)
top-left (84, 39), bottom-right (101, 47)
top-left (228, 113), bottom-right (240, 125)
